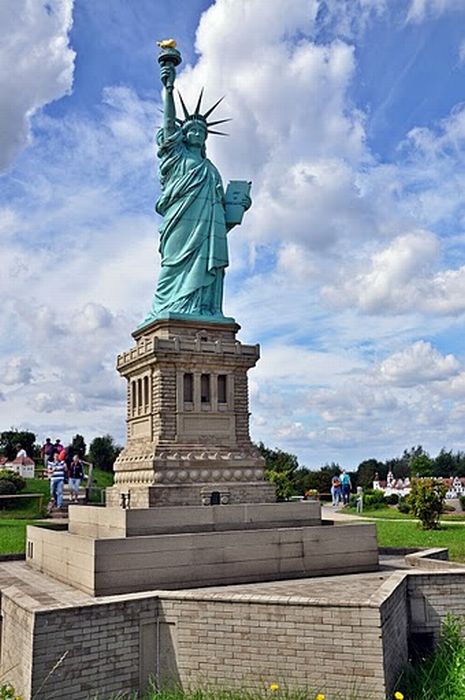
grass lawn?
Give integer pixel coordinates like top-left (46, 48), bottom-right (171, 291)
top-left (0, 477), bottom-right (50, 519)
top-left (343, 505), bottom-right (465, 522)
top-left (344, 506), bottom-right (414, 519)
top-left (375, 520), bottom-right (465, 562)
top-left (0, 519), bottom-right (38, 554)
top-left (0, 468), bottom-right (114, 518)
top-left (91, 467), bottom-right (114, 489)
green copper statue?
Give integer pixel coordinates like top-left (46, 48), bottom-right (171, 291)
top-left (141, 41), bottom-right (251, 326)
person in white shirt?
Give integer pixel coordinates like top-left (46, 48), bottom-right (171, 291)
top-left (47, 452), bottom-right (67, 509)
top-left (15, 444), bottom-right (27, 461)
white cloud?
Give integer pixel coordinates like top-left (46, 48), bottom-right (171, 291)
top-left (173, 0), bottom-right (370, 264)
top-left (434, 371), bottom-right (465, 399)
top-left (322, 230), bottom-right (440, 314)
top-left (2, 0), bottom-right (465, 468)
top-left (0, 0), bottom-right (75, 170)
top-left (378, 341), bottom-right (460, 387)
top-left (2, 357), bottom-right (34, 386)
top-left (322, 228), bottom-right (465, 316)
top-left (318, 0), bottom-right (387, 37)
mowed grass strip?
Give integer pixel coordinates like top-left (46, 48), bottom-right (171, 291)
top-left (344, 506), bottom-right (465, 522)
top-left (375, 520), bottom-right (465, 562)
top-left (0, 519), bottom-right (37, 555)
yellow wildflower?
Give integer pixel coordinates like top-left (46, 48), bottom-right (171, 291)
top-left (394, 693), bottom-right (404, 700)
top-left (269, 683), bottom-right (280, 692)
top-left (316, 694), bottom-right (326, 700)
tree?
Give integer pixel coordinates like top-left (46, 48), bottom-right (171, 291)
top-left (88, 435), bottom-right (121, 472)
top-left (71, 434), bottom-right (86, 458)
top-left (408, 478), bottom-right (447, 530)
top-left (356, 459), bottom-right (385, 488)
top-left (257, 442), bottom-right (300, 501)
top-left (0, 429), bottom-right (36, 460)
top-left (410, 453), bottom-right (434, 478)
top-left (304, 463), bottom-right (341, 494)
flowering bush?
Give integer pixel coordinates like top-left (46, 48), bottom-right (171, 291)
top-left (408, 478), bottom-right (447, 529)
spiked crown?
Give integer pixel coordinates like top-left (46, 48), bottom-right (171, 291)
top-left (176, 88), bottom-right (231, 136)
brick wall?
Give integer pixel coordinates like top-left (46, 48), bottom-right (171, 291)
top-left (4, 593), bottom-right (391, 700)
top-left (29, 598), bottom-right (159, 700)
top-left (1, 592), bottom-right (35, 699)
top-left (408, 572), bottom-right (465, 641)
top-left (379, 577), bottom-right (409, 693)
top-left (157, 597), bottom-right (388, 699)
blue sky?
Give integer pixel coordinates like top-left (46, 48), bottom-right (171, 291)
top-left (2, 0), bottom-right (465, 468)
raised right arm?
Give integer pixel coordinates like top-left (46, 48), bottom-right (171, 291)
top-left (160, 64), bottom-right (177, 137)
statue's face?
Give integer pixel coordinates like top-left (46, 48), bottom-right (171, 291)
top-left (184, 122), bottom-right (207, 147)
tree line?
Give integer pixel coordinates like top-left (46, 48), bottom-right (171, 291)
top-left (257, 443), bottom-right (465, 500)
top-left (0, 429), bottom-right (121, 472)
top-left (2, 429), bottom-right (463, 495)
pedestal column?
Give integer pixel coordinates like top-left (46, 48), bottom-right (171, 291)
top-left (106, 319), bottom-right (275, 507)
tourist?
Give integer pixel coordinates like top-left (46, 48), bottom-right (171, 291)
top-left (331, 473), bottom-right (342, 506)
top-left (340, 470), bottom-right (351, 505)
top-left (64, 444), bottom-right (74, 470)
top-left (41, 437), bottom-right (54, 468)
top-left (47, 451), bottom-right (67, 509)
top-left (15, 443), bottom-right (27, 462)
top-left (68, 455), bottom-right (84, 503)
top-left (54, 438), bottom-right (64, 458)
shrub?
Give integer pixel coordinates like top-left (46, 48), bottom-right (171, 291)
top-left (408, 477), bottom-right (447, 530)
top-left (0, 479), bottom-right (18, 509)
top-left (0, 470), bottom-right (26, 492)
top-left (385, 493), bottom-right (400, 505)
top-left (0, 480), bottom-right (17, 496)
top-left (398, 499), bottom-right (411, 514)
top-left (363, 488), bottom-right (387, 509)
top-left (459, 495), bottom-right (465, 512)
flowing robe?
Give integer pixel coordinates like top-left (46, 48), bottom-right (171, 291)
top-left (144, 128), bottom-right (229, 322)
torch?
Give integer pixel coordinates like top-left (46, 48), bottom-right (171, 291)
top-left (156, 39), bottom-right (182, 91)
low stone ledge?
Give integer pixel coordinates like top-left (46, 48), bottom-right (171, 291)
top-left (405, 547), bottom-right (465, 570)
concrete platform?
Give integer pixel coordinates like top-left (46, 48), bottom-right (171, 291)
top-left (26, 506), bottom-right (379, 595)
top-left (67, 501), bottom-right (322, 538)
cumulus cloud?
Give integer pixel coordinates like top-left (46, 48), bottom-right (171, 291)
top-left (173, 0), bottom-right (371, 264)
top-left (322, 230), bottom-right (439, 313)
top-left (322, 229), bottom-right (465, 316)
top-left (0, 0), bottom-right (75, 171)
top-left (378, 341), bottom-right (460, 387)
top-left (2, 0), bottom-right (465, 465)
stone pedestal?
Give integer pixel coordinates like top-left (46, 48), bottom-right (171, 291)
top-left (106, 318), bottom-right (275, 507)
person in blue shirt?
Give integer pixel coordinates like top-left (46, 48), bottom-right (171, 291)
top-left (340, 470), bottom-right (352, 505)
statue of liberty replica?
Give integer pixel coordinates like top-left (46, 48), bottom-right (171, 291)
top-left (108, 41), bottom-right (275, 508)
top-left (142, 40), bottom-right (251, 325)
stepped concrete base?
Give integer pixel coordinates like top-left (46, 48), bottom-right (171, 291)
top-left (26, 503), bottom-right (379, 597)
top-left (3, 556), bottom-right (465, 700)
